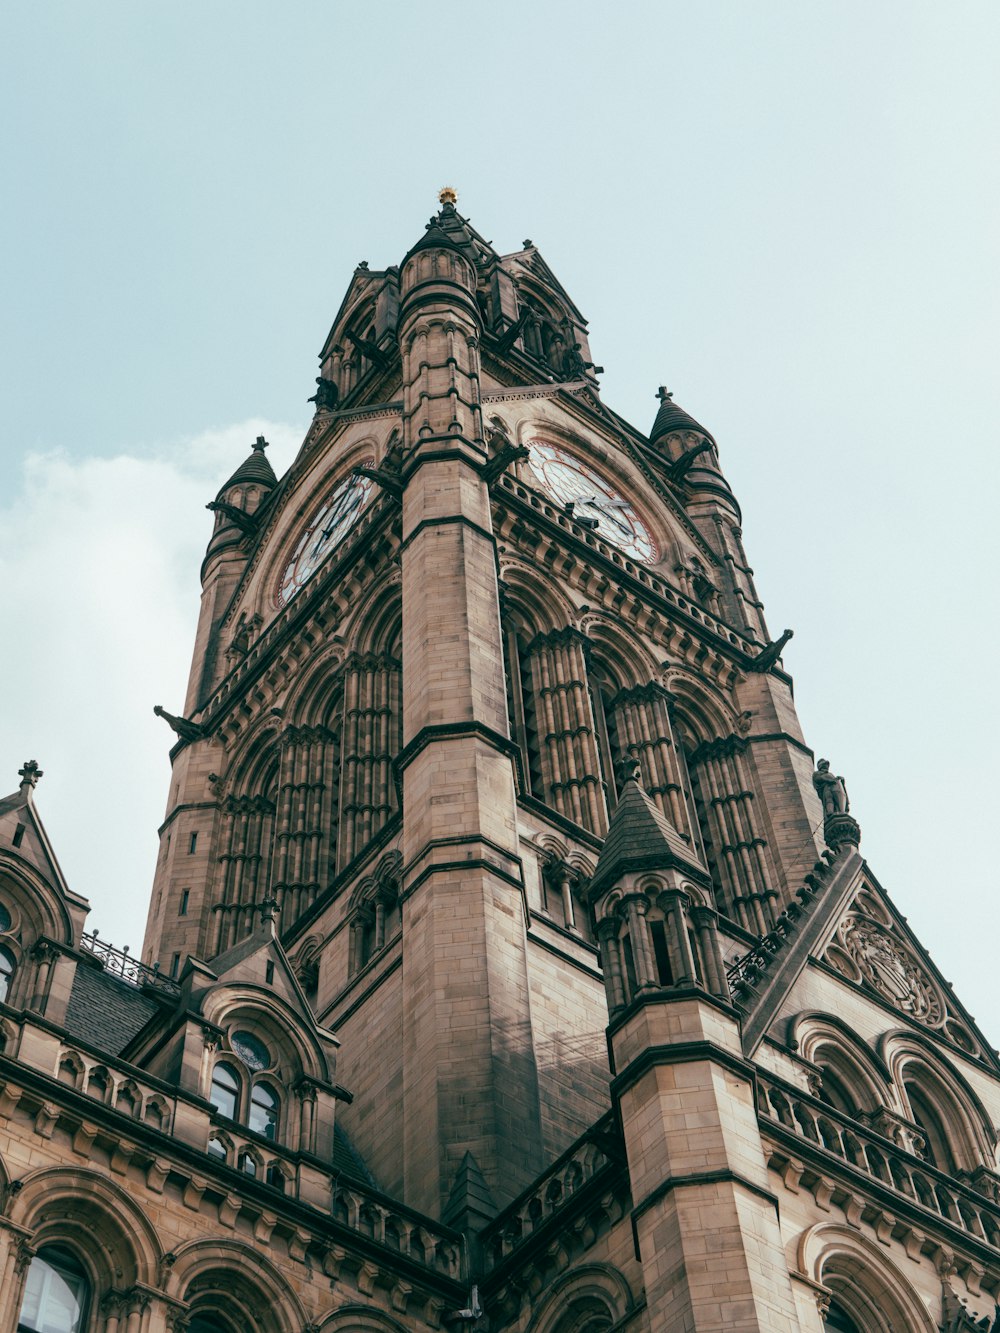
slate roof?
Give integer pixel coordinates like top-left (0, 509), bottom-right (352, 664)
top-left (64, 962), bottom-right (164, 1055)
top-left (590, 780), bottom-right (706, 896)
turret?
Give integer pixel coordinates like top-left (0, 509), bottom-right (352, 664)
top-left (592, 767), bottom-right (803, 1331)
top-left (185, 435), bottom-right (277, 714)
top-left (396, 191), bottom-right (544, 1216)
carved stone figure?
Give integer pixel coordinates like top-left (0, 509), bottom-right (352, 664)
top-left (308, 376), bottom-right (340, 411)
top-left (813, 758), bottom-right (849, 815)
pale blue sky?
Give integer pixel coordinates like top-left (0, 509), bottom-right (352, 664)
top-left (2, 4), bottom-right (999, 1035)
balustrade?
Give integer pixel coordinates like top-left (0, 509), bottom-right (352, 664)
top-left (758, 1075), bottom-right (1000, 1252)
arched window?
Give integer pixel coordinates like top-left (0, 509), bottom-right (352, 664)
top-left (207, 1135), bottom-right (227, 1162)
top-left (905, 1080), bottom-right (957, 1173)
top-left (0, 945), bottom-right (15, 1002)
top-left (0, 903), bottom-right (11, 931)
top-left (210, 1062), bottom-right (240, 1120)
top-left (824, 1301), bottom-right (864, 1333)
top-left (249, 1083), bottom-right (279, 1140)
top-left (18, 1246), bottom-right (90, 1333)
top-left (502, 619), bottom-right (544, 798)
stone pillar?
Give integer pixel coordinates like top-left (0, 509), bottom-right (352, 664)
top-left (611, 995), bottom-right (803, 1332)
top-left (398, 210), bottom-right (543, 1216)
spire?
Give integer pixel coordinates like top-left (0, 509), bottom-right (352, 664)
top-left (650, 386), bottom-right (714, 446)
top-left (590, 766), bottom-right (706, 897)
top-left (217, 435), bottom-right (278, 496)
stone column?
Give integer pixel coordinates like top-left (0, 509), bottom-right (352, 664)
top-left (272, 725), bottom-right (338, 923)
top-left (610, 683), bottom-right (696, 839)
top-left (526, 628), bottom-right (606, 835)
top-left (689, 736), bottom-right (778, 933)
top-left (398, 209), bottom-right (543, 1215)
top-left (338, 653), bottom-right (401, 867)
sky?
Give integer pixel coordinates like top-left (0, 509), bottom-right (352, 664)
top-left (1, 3), bottom-right (998, 1038)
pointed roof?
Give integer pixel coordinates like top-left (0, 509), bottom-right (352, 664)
top-left (590, 778), bottom-right (706, 896)
top-left (217, 435), bottom-right (278, 496)
top-left (0, 761), bottom-right (81, 917)
top-left (650, 386), bottom-right (714, 445)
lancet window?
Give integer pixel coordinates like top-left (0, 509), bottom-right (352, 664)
top-left (215, 738), bottom-right (279, 955)
top-left (0, 943), bottom-right (15, 1003)
top-left (337, 650), bottom-right (402, 868)
top-left (272, 722), bottom-right (341, 923)
top-left (348, 855), bottom-right (402, 976)
top-left (679, 726), bottom-right (779, 933)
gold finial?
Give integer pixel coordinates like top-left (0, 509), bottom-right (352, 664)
top-left (438, 186), bottom-right (458, 207)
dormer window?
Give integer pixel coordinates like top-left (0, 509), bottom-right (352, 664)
top-left (208, 1031), bottom-right (282, 1146)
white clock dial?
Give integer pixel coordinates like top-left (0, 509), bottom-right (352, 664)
top-left (524, 441), bottom-right (657, 564)
top-left (276, 467), bottom-right (375, 606)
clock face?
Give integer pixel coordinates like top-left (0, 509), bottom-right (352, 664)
top-left (276, 466), bottom-right (375, 606)
top-left (524, 441), bottom-right (658, 564)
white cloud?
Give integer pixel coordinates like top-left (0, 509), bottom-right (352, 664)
top-left (0, 422), bottom-right (302, 953)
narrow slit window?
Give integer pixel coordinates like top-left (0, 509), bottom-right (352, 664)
top-left (188, 832), bottom-right (198, 854)
top-left (12, 823), bottom-right (25, 848)
top-left (179, 889), bottom-right (190, 916)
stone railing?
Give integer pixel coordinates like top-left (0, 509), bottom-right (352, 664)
top-left (759, 1075), bottom-right (1000, 1253)
top-left (331, 1182), bottom-right (463, 1280)
top-left (480, 1115), bottom-right (620, 1268)
top-left (726, 852), bottom-right (837, 1002)
top-left (79, 930), bottom-right (180, 997)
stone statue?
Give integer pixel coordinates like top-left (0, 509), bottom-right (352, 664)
top-left (308, 377), bottom-right (339, 412)
top-left (813, 759), bottom-right (849, 815)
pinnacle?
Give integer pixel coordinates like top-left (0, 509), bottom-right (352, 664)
top-left (590, 773), bottom-right (705, 897)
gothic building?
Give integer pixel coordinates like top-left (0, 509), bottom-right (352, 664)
top-left (2, 192), bottom-right (998, 1333)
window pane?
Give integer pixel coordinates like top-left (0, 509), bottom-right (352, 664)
top-left (209, 1063), bottom-right (239, 1119)
top-left (249, 1084), bottom-right (278, 1139)
top-left (0, 946), bottom-right (15, 1002)
top-left (19, 1249), bottom-right (88, 1333)
top-left (0, 903), bottom-right (11, 932)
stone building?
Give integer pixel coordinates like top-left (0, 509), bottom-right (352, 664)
top-left (2, 192), bottom-right (998, 1333)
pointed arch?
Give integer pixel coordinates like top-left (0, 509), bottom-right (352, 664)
top-left (789, 1013), bottom-right (895, 1117)
top-left (499, 556), bottom-right (578, 636)
top-left (527, 1262), bottom-right (635, 1333)
top-left (880, 1030), bottom-right (995, 1171)
top-left (796, 1223), bottom-right (935, 1333)
top-left (0, 854), bottom-right (77, 949)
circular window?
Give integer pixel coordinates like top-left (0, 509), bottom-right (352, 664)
top-left (0, 904), bottom-right (11, 933)
top-left (230, 1031), bottom-right (270, 1071)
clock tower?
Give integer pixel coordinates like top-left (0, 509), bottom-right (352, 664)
top-left (142, 190), bottom-right (827, 1219)
top-left (5, 193), bottom-right (1000, 1333)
